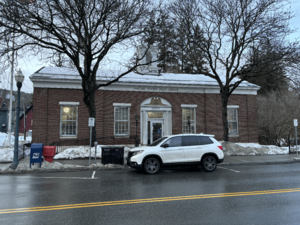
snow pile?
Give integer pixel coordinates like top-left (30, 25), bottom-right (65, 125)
top-left (54, 145), bottom-right (131, 160)
top-left (0, 147), bottom-right (13, 162)
top-left (222, 142), bottom-right (289, 156)
top-left (19, 136), bottom-right (32, 142)
top-left (0, 132), bottom-right (15, 147)
top-left (0, 159), bottom-right (128, 172)
top-left (0, 132), bottom-right (32, 147)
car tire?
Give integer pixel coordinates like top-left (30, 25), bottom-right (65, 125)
top-left (143, 157), bottom-right (160, 175)
top-left (202, 155), bottom-right (217, 172)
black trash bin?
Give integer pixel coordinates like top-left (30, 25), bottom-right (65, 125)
top-left (101, 146), bottom-right (124, 165)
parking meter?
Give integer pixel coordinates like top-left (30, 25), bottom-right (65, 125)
top-left (94, 141), bottom-right (98, 164)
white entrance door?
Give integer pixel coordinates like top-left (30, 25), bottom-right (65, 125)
top-left (148, 120), bottom-right (163, 144)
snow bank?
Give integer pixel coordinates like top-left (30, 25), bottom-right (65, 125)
top-left (0, 147), bottom-right (13, 162)
top-left (0, 132), bottom-right (15, 147)
top-left (54, 145), bottom-right (131, 160)
top-left (0, 132), bottom-right (31, 147)
top-left (222, 142), bottom-right (289, 156)
top-left (0, 159), bottom-right (128, 172)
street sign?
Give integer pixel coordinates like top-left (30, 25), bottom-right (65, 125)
top-left (294, 119), bottom-right (298, 127)
top-left (89, 118), bottom-right (95, 127)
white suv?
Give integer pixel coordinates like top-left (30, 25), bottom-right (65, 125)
top-left (127, 134), bottom-right (224, 174)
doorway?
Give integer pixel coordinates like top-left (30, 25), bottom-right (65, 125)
top-left (147, 120), bottom-right (163, 145)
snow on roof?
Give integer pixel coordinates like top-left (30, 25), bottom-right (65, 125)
top-left (30, 67), bottom-right (259, 88)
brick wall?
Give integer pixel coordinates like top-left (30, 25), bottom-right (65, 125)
top-left (32, 88), bottom-right (258, 144)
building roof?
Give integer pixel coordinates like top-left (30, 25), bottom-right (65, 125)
top-left (30, 67), bottom-right (260, 95)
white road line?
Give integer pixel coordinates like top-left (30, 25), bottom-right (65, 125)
top-left (218, 166), bottom-right (240, 173)
top-left (92, 171), bottom-right (96, 179)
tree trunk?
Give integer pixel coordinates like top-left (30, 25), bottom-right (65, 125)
top-left (83, 89), bottom-right (96, 146)
top-left (221, 92), bottom-right (229, 142)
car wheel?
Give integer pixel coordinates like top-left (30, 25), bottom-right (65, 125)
top-left (144, 157), bottom-right (160, 175)
top-left (202, 155), bottom-right (217, 172)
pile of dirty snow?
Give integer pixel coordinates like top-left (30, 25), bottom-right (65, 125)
top-left (54, 145), bottom-right (131, 159)
top-left (0, 147), bottom-right (14, 162)
top-left (222, 142), bottom-right (289, 156)
top-left (0, 159), bottom-right (128, 172)
top-left (0, 132), bottom-right (15, 147)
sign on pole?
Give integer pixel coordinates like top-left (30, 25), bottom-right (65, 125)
top-left (89, 118), bottom-right (95, 165)
top-left (294, 119), bottom-right (298, 127)
top-left (89, 118), bottom-right (95, 127)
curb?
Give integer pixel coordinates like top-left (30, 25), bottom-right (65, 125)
top-left (221, 159), bottom-right (300, 166)
top-left (0, 166), bottom-right (131, 175)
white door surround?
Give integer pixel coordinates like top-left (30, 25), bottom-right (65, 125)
top-left (140, 97), bottom-right (172, 145)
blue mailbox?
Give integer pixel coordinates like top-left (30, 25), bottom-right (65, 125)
top-left (30, 143), bottom-right (44, 168)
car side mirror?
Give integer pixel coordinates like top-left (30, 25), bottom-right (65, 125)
top-left (161, 143), bottom-right (169, 148)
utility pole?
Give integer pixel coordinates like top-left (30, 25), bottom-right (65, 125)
top-left (24, 104), bottom-right (26, 141)
top-left (8, 33), bottom-right (15, 146)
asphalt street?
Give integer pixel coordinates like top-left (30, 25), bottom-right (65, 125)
top-left (1, 164), bottom-right (300, 225)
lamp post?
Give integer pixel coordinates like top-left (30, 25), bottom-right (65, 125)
top-left (135, 115), bottom-right (139, 147)
top-left (10, 69), bottom-right (24, 170)
top-left (187, 116), bottom-right (191, 134)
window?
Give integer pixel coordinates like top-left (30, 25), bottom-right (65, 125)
top-left (199, 136), bottom-right (213, 145)
top-left (164, 136), bottom-right (182, 147)
top-left (182, 107), bottom-right (196, 134)
top-left (114, 106), bottom-right (130, 136)
top-left (227, 106), bottom-right (239, 135)
top-left (182, 136), bottom-right (199, 146)
top-left (60, 105), bottom-right (78, 137)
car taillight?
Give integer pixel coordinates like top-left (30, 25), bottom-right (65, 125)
top-left (218, 146), bottom-right (223, 150)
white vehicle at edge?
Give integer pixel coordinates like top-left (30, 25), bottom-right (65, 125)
top-left (127, 133), bottom-right (224, 174)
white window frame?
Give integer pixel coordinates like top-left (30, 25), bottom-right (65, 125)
top-left (59, 102), bottom-right (79, 138)
top-left (227, 105), bottom-right (239, 136)
top-left (181, 105), bottom-right (197, 134)
top-left (114, 103), bottom-right (131, 137)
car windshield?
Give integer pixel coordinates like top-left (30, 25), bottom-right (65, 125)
top-left (149, 137), bottom-right (168, 146)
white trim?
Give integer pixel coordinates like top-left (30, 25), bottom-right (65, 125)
top-left (181, 104), bottom-right (197, 108)
top-left (59, 102), bottom-right (80, 106)
top-left (32, 79), bottom-right (259, 95)
top-left (113, 103), bottom-right (132, 107)
top-left (227, 105), bottom-right (239, 108)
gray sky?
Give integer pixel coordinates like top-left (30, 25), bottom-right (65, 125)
top-left (5, 0), bottom-right (300, 94)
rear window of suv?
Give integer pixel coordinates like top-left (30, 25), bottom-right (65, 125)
top-left (199, 136), bottom-right (213, 145)
top-left (182, 136), bottom-right (199, 146)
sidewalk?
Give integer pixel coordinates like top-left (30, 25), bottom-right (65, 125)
top-left (1, 154), bottom-right (300, 174)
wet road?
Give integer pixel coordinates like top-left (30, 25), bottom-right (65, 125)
top-left (1, 164), bottom-right (300, 225)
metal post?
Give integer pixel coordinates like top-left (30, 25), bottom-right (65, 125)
top-left (10, 82), bottom-right (21, 170)
top-left (24, 104), bottom-right (26, 141)
top-left (8, 33), bottom-right (15, 146)
top-left (89, 126), bottom-right (92, 166)
top-left (94, 141), bottom-right (98, 164)
top-left (296, 127), bottom-right (298, 155)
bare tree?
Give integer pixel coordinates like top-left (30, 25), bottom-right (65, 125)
top-left (257, 91), bottom-right (300, 146)
top-left (0, 0), bottom-right (161, 142)
top-left (171, 0), bottom-right (299, 141)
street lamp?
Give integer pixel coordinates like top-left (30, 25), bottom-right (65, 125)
top-left (135, 115), bottom-right (139, 147)
top-left (187, 116), bottom-right (191, 134)
top-left (10, 69), bottom-right (24, 170)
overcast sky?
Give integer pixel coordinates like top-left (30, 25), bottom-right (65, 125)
top-left (4, 0), bottom-right (300, 94)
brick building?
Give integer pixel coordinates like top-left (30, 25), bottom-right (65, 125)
top-left (30, 66), bottom-right (260, 146)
